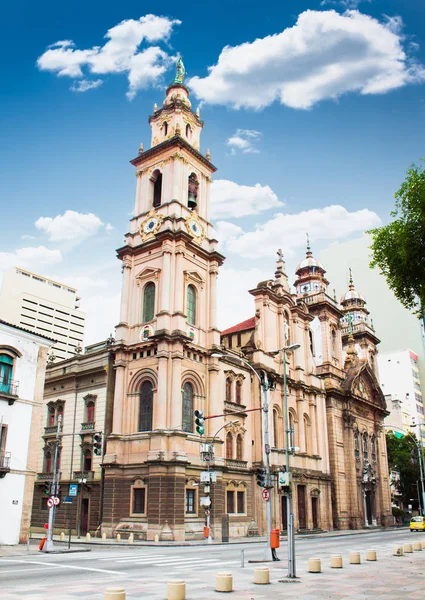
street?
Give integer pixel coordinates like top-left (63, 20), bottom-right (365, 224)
top-left (1, 529), bottom-right (424, 598)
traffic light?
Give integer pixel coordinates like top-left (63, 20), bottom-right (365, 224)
top-left (93, 432), bottom-right (103, 455)
top-left (256, 467), bottom-right (266, 488)
top-left (194, 410), bottom-right (205, 435)
top-left (43, 481), bottom-right (50, 495)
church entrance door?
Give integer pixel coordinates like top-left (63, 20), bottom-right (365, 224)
top-left (298, 485), bottom-right (307, 529)
top-left (365, 491), bottom-right (373, 525)
top-left (312, 496), bottom-right (319, 529)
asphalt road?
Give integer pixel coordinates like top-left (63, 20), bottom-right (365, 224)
top-left (0, 529), bottom-right (421, 599)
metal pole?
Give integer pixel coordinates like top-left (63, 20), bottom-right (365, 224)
top-left (68, 382), bottom-right (78, 548)
top-left (207, 457), bottom-right (212, 543)
top-left (263, 383), bottom-right (273, 561)
top-left (283, 349), bottom-right (296, 578)
top-left (416, 421), bottom-right (425, 513)
top-left (44, 414), bottom-right (61, 552)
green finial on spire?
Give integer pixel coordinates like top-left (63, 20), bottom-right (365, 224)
top-left (349, 267), bottom-right (354, 287)
top-left (174, 56), bottom-right (185, 84)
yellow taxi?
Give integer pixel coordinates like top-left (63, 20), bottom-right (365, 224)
top-left (410, 516), bottom-right (425, 531)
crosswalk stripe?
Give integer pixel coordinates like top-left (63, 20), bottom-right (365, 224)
top-left (111, 555), bottom-right (181, 563)
top-left (99, 554), bottom-right (164, 562)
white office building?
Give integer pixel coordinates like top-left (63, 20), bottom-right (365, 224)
top-left (378, 349), bottom-right (425, 441)
top-left (0, 267), bottom-right (86, 360)
top-left (0, 319), bottom-right (54, 544)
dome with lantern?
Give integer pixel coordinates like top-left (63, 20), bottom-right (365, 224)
top-left (294, 235), bottom-right (329, 297)
top-left (340, 269), bottom-right (367, 309)
top-left (340, 269), bottom-right (370, 328)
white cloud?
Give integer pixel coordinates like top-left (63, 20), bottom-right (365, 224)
top-left (189, 9), bottom-right (425, 110)
top-left (320, 0), bottom-right (372, 9)
top-left (224, 205), bottom-right (381, 258)
top-left (227, 129), bottom-right (262, 154)
top-left (35, 210), bottom-right (104, 242)
top-left (70, 79), bottom-right (103, 92)
top-left (211, 179), bottom-right (283, 219)
top-left (213, 221), bottom-right (244, 245)
top-left (37, 14), bottom-right (181, 98)
top-left (217, 267), bottom-right (264, 330)
top-left (0, 246), bottom-right (63, 271)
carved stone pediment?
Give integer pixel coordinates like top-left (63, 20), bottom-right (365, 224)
top-left (136, 267), bottom-right (161, 285)
top-left (184, 270), bottom-right (205, 289)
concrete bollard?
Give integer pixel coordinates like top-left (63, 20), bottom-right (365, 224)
top-left (128, 533), bottom-right (134, 544)
top-left (413, 541), bottom-right (422, 551)
top-left (116, 534), bottom-right (121, 542)
top-left (166, 580), bottom-right (186, 600)
top-left (403, 543), bottom-right (413, 554)
top-left (104, 589), bottom-right (126, 600)
top-left (216, 572), bottom-right (233, 592)
top-left (393, 546), bottom-right (404, 556)
top-left (86, 533), bottom-right (91, 542)
top-left (102, 532), bottom-right (107, 541)
top-left (254, 566), bottom-right (270, 584)
top-left (154, 534), bottom-right (159, 544)
top-left (366, 550), bottom-right (377, 561)
top-left (60, 532), bottom-right (65, 541)
top-left (308, 558), bottom-right (322, 573)
top-left (421, 540), bottom-right (425, 550)
top-left (330, 555), bottom-right (343, 568)
top-left (349, 551), bottom-right (361, 564)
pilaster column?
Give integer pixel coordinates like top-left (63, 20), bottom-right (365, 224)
top-left (209, 266), bottom-right (218, 330)
top-left (172, 157), bottom-right (182, 200)
top-left (174, 250), bottom-right (184, 314)
top-left (155, 356), bottom-right (168, 429)
top-left (160, 246), bottom-right (172, 313)
top-left (112, 362), bottom-right (127, 434)
top-left (119, 258), bottom-right (132, 324)
top-left (170, 355), bottom-right (183, 430)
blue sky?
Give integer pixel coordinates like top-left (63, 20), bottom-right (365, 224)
top-left (1, 0), bottom-right (425, 343)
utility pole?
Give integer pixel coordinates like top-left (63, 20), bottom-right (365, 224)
top-left (44, 414), bottom-right (62, 552)
top-left (261, 378), bottom-right (273, 562)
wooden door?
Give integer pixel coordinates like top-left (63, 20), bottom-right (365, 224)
top-left (297, 485), bottom-right (307, 529)
top-left (80, 498), bottom-right (89, 534)
top-left (312, 497), bottom-right (319, 529)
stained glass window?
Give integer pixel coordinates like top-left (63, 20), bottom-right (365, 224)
top-left (143, 282), bottom-right (155, 322)
top-left (139, 381), bottom-right (153, 432)
top-left (187, 285), bottom-right (196, 325)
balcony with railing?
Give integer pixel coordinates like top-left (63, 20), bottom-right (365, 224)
top-left (81, 421), bottom-right (95, 432)
top-left (37, 472), bottom-right (58, 481)
top-left (0, 376), bottom-right (19, 405)
top-left (44, 425), bottom-right (58, 436)
top-left (0, 452), bottom-right (11, 477)
top-left (298, 292), bottom-right (340, 308)
top-left (341, 322), bottom-right (375, 337)
top-left (72, 469), bottom-right (95, 481)
top-left (225, 458), bottom-right (248, 469)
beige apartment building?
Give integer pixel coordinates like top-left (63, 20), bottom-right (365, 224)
top-left (0, 267), bottom-right (85, 361)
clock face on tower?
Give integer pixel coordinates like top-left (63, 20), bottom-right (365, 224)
top-left (139, 210), bottom-right (164, 242)
top-left (185, 214), bottom-right (205, 243)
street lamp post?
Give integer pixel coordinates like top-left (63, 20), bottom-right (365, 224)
top-left (212, 352), bottom-right (274, 561)
top-left (277, 344), bottom-right (300, 579)
top-left (410, 419), bottom-right (425, 514)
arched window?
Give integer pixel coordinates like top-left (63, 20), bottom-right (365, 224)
top-left (186, 285), bottom-right (196, 325)
top-left (83, 448), bottom-right (92, 471)
top-left (0, 354), bottom-right (13, 394)
top-left (48, 406), bottom-right (55, 426)
top-left (162, 121), bottom-right (168, 136)
top-left (235, 380), bottom-right (242, 404)
top-left (87, 402), bottom-right (95, 423)
top-left (371, 435), bottom-right (376, 462)
top-left (226, 432), bottom-right (233, 459)
top-left (44, 450), bottom-right (52, 473)
top-left (186, 123), bottom-right (191, 139)
top-left (188, 173), bottom-right (199, 210)
top-left (362, 432), bottom-right (369, 460)
top-left (182, 382), bottom-right (194, 433)
top-left (236, 434), bottom-right (243, 460)
top-left (151, 169), bottom-right (162, 208)
top-left (273, 408), bottom-right (279, 448)
top-left (226, 377), bottom-right (232, 403)
top-left (143, 282), bottom-right (155, 323)
top-left (331, 329), bottom-right (337, 356)
top-left (139, 381), bottom-right (154, 432)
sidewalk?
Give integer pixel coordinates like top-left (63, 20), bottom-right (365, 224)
top-left (0, 526), bottom-right (408, 556)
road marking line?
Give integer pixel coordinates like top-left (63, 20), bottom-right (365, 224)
top-left (99, 554), bottom-right (164, 562)
top-left (0, 559), bottom-right (126, 575)
top-left (0, 567), bottom-right (55, 574)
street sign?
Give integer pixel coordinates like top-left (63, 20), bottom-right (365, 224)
top-left (204, 509), bottom-right (211, 516)
top-left (278, 471), bottom-right (291, 487)
top-left (47, 497), bottom-right (54, 508)
top-left (69, 484), bottom-right (78, 497)
top-left (262, 489), bottom-right (270, 502)
top-left (63, 496), bottom-right (73, 504)
top-left (53, 496), bottom-right (60, 506)
top-left (200, 496), bottom-right (211, 507)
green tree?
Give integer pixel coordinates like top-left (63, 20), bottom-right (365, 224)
top-left (386, 432), bottom-right (422, 507)
top-left (368, 161), bottom-right (425, 316)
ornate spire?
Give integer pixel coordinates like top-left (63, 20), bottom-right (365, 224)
top-left (306, 232), bottom-right (312, 257)
top-left (348, 267), bottom-right (354, 289)
top-left (274, 248), bottom-right (289, 292)
top-left (173, 56), bottom-right (185, 84)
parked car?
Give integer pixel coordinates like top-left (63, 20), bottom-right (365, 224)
top-left (410, 516), bottom-right (425, 531)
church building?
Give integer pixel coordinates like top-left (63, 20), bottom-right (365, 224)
top-left (31, 62), bottom-right (392, 540)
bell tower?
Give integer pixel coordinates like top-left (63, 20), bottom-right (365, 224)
top-left (103, 61), bottom-right (225, 541)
